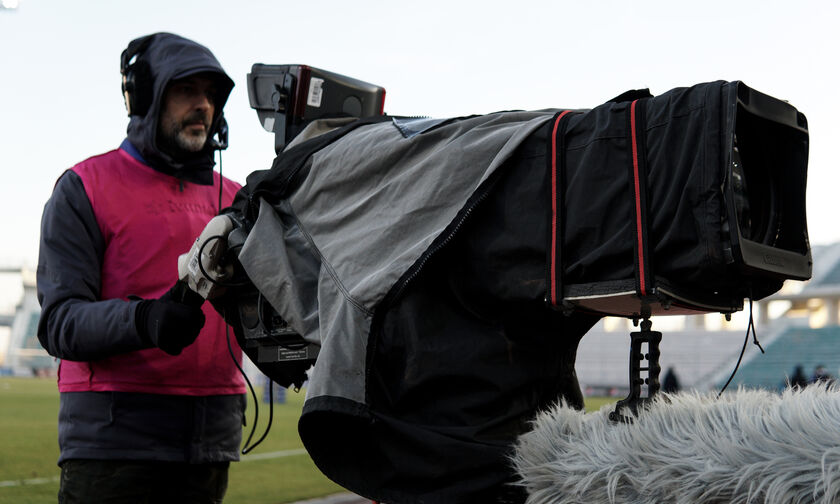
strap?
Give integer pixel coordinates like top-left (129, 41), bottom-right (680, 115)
top-left (546, 110), bottom-right (574, 308)
top-left (627, 98), bottom-right (655, 297)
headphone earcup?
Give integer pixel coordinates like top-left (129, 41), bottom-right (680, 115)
top-left (211, 115), bottom-right (229, 150)
top-left (126, 59), bottom-right (152, 116)
top-left (120, 35), bottom-right (155, 117)
top-left (122, 72), bottom-right (136, 114)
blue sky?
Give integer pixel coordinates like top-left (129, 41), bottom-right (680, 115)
top-left (1, 0), bottom-right (838, 269)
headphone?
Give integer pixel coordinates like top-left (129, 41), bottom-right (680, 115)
top-left (120, 34), bottom-right (155, 116)
top-left (211, 115), bottom-right (229, 150)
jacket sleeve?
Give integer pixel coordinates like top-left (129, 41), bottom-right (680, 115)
top-left (36, 170), bottom-right (150, 361)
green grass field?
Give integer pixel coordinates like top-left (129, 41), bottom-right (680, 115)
top-left (0, 377), bottom-right (615, 504)
top-left (0, 377), bottom-right (342, 504)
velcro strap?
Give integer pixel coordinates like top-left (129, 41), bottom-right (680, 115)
top-left (627, 98), bottom-right (655, 297)
top-left (546, 110), bottom-right (575, 309)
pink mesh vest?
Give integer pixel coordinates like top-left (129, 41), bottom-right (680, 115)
top-left (58, 148), bottom-right (246, 396)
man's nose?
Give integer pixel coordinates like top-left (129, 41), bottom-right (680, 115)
top-left (193, 91), bottom-right (213, 111)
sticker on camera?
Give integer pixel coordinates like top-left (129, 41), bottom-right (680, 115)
top-left (307, 78), bottom-right (324, 108)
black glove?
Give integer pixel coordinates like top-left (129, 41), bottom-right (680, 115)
top-left (135, 280), bottom-right (206, 355)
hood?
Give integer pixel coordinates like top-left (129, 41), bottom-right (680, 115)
top-left (124, 32), bottom-right (234, 184)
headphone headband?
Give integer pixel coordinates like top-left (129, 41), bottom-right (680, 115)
top-left (120, 35), bottom-right (155, 116)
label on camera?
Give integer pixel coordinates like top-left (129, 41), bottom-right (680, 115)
top-left (187, 247), bottom-right (200, 276)
top-left (277, 348), bottom-right (309, 361)
top-left (307, 78), bottom-right (324, 108)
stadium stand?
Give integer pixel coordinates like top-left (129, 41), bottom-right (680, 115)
top-left (712, 325), bottom-right (840, 390)
top-left (0, 268), bottom-right (55, 375)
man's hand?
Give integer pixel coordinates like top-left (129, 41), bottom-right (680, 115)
top-left (135, 280), bottom-right (206, 355)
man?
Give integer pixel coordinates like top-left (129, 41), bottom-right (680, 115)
top-left (37, 32), bottom-right (245, 503)
top-left (811, 365), bottom-right (834, 386)
top-left (662, 366), bottom-right (681, 393)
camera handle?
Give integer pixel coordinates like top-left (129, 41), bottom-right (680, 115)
top-left (608, 312), bottom-right (662, 424)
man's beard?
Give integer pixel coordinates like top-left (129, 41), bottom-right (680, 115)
top-left (158, 111), bottom-right (211, 157)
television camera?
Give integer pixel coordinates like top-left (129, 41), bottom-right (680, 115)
top-left (178, 64), bottom-right (810, 503)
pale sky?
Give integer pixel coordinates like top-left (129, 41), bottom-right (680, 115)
top-left (1, 0), bottom-right (838, 271)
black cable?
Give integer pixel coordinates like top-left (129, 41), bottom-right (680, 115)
top-left (224, 315), bottom-right (260, 451)
top-left (243, 379), bottom-right (275, 455)
top-left (717, 297), bottom-right (765, 397)
top-left (196, 235), bottom-right (251, 288)
top-left (217, 149), bottom-right (223, 212)
top-left (717, 323), bottom-right (749, 398)
top-left (213, 150), bottom-right (276, 453)
top-left (748, 297), bottom-right (765, 354)
top-left (223, 308), bottom-right (274, 454)
top-left (215, 143), bottom-right (275, 452)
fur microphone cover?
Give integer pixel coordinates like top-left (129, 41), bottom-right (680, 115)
top-left (512, 386), bottom-right (840, 504)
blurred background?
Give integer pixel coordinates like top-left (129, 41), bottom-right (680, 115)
top-left (2, 1), bottom-right (839, 501)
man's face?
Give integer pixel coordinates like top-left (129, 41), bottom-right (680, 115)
top-left (158, 74), bottom-right (217, 155)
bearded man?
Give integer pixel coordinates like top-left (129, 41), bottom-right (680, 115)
top-left (37, 32), bottom-right (245, 504)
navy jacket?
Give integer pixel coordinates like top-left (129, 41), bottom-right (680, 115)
top-left (37, 33), bottom-right (245, 464)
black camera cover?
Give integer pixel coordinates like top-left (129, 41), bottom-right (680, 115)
top-left (221, 80), bottom-right (809, 503)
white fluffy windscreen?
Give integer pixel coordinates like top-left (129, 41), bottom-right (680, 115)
top-left (512, 385), bottom-right (840, 504)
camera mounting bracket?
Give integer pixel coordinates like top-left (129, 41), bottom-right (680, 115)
top-left (609, 311), bottom-right (662, 424)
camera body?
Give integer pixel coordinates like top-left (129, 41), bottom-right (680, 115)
top-left (187, 73), bottom-right (812, 502)
top-left (225, 73), bottom-right (812, 374)
top-left (556, 82), bottom-right (810, 318)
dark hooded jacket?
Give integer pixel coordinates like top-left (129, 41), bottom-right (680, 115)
top-left (125, 32), bottom-right (234, 184)
top-left (37, 32), bottom-right (245, 465)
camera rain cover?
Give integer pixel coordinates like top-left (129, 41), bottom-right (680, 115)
top-left (224, 80), bottom-right (809, 503)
